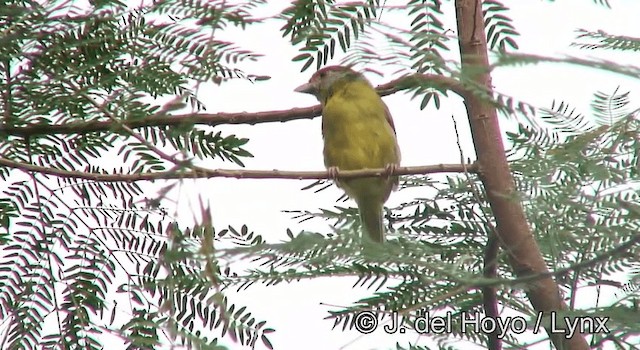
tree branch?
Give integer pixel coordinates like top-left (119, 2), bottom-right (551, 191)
top-left (0, 74), bottom-right (466, 137)
top-left (0, 156), bottom-right (477, 182)
top-left (393, 231), bottom-right (640, 318)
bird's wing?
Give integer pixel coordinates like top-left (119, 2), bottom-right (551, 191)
top-left (382, 100), bottom-right (401, 165)
top-left (383, 102), bottom-right (397, 134)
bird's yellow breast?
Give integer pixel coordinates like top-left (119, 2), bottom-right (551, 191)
top-left (321, 80), bottom-right (399, 170)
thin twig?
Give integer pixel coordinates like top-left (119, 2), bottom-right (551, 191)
top-left (0, 156), bottom-right (477, 182)
top-left (75, 87), bottom-right (182, 167)
top-left (451, 114), bottom-right (501, 350)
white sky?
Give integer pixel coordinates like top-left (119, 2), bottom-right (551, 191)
top-left (156, 1), bottom-right (640, 349)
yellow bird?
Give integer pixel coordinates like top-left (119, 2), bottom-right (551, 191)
top-left (295, 65), bottom-right (401, 243)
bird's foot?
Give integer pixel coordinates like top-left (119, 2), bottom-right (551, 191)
top-left (383, 163), bottom-right (398, 178)
top-left (327, 166), bottom-right (340, 181)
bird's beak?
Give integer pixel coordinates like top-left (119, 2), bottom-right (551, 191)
top-left (294, 82), bottom-right (316, 95)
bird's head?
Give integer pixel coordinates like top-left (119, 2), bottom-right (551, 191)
top-left (294, 65), bottom-right (365, 103)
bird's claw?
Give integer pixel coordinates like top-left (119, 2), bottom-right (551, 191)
top-left (327, 166), bottom-right (340, 181)
top-left (383, 163), bottom-right (398, 178)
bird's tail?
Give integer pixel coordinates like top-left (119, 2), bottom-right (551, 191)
top-left (357, 199), bottom-right (385, 243)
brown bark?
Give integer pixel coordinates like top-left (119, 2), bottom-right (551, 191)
top-left (0, 74), bottom-right (463, 137)
top-left (453, 1), bottom-right (589, 349)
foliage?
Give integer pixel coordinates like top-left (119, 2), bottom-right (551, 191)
top-left (1, 0), bottom-right (639, 350)
top-left (573, 30), bottom-right (640, 52)
top-left (0, 0), bottom-right (264, 348)
top-left (482, 0), bottom-right (519, 52)
top-left (283, 0), bottom-right (382, 71)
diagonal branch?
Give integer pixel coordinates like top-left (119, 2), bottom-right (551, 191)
top-left (75, 87), bottom-right (183, 167)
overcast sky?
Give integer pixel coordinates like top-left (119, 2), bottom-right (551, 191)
top-left (158, 1), bottom-right (640, 349)
top-left (17, 0), bottom-right (628, 349)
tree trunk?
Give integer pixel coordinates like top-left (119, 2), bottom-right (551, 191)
top-left (454, 1), bottom-right (589, 349)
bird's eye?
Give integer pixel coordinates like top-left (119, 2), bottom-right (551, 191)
top-left (319, 71), bottom-right (326, 78)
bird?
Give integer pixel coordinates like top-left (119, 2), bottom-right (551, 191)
top-left (294, 65), bottom-right (401, 243)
